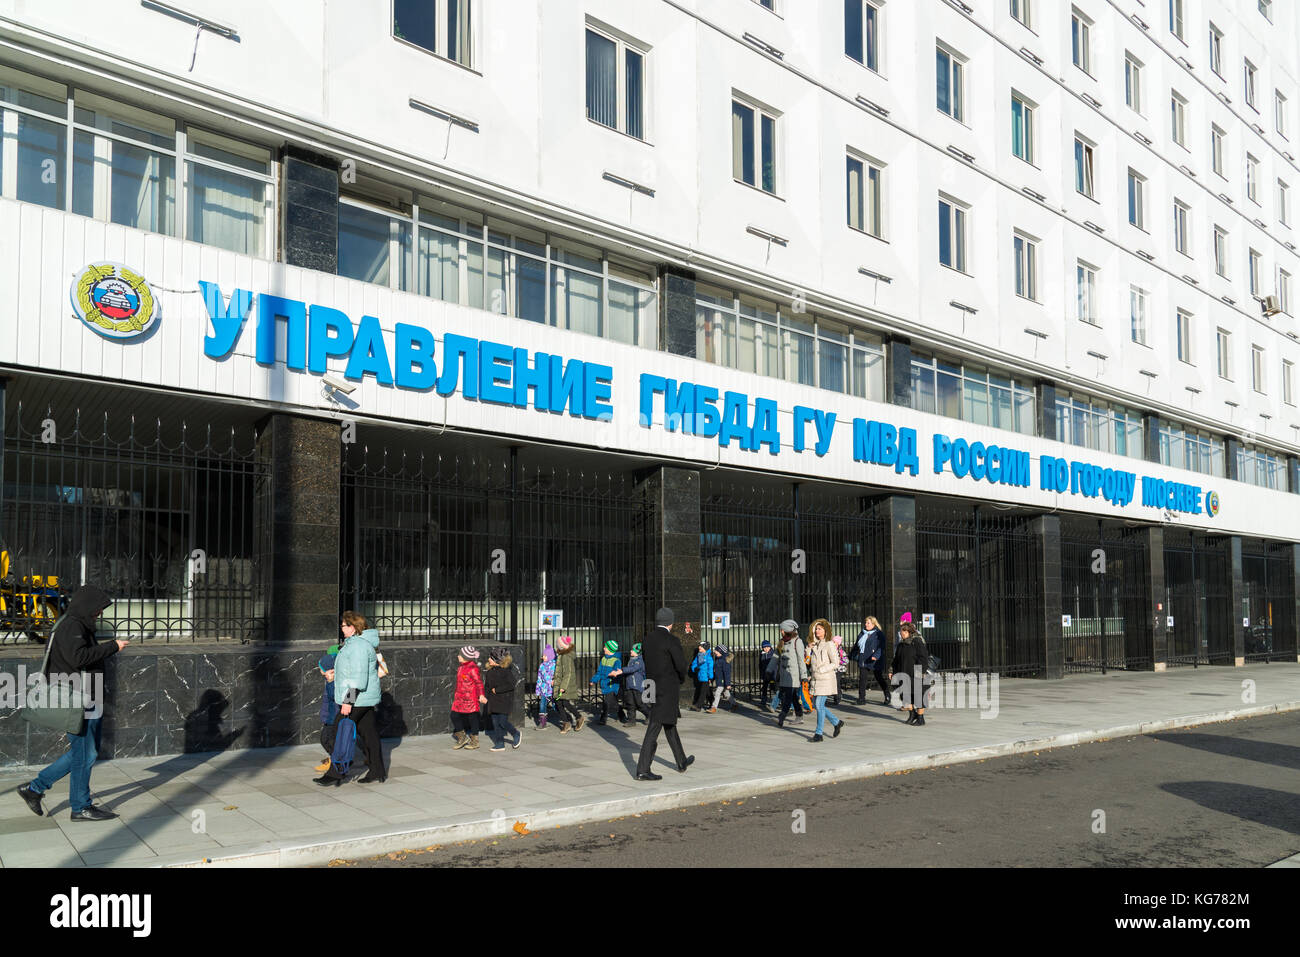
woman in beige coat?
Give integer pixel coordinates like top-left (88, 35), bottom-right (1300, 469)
top-left (807, 618), bottom-right (845, 743)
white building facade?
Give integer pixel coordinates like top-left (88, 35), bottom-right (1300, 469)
top-left (1, 0), bottom-right (1298, 688)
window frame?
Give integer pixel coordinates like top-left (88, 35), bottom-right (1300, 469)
top-left (1276, 90), bottom-right (1289, 139)
top-left (1127, 168), bottom-right (1146, 229)
top-left (584, 23), bottom-right (649, 142)
top-left (1073, 134), bottom-right (1096, 199)
top-left (1177, 308), bottom-right (1194, 365)
top-left (1076, 260), bottom-right (1099, 325)
top-left (938, 193), bottom-right (969, 274)
top-left (1245, 59), bottom-right (1258, 112)
top-left (1012, 91), bottom-right (1035, 164)
top-left (844, 0), bottom-right (882, 73)
top-left (1279, 267), bottom-right (1292, 315)
top-left (1252, 344), bottom-right (1266, 394)
top-left (1010, 0), bottom-right (1031, 30)
top-left (1217, 327), bottom-right (1232, 379)
top-left (846, 149), bottom-right (885, 239)
top-left (1211, 124), bottom-right (1226, 178)
top-left (1279, 179), bottom-right (1291, 227)
top-left (1283, 358), bottom-right (1295, 406)
top-left (1173, 199), bottom-right (1191, 256)
top-left (1013, 230), bottom-right (1038, 301)
top-left (391, 0), bottom-right (475, 71)
top-left (1169, 0), bottom-right (1184, 42)
top-left (1247, 153), bottom-right (1261, 204)
top-left (1208, 23), bottom-right (1223, 78)
top-left (1071, 8), bottom-right (1092, 75)
top-left (1171, 90), bottom-right (1188, 148)
top-left (936, 42), bottom-right (966, 123)
top-left (1125, 53), bottom-right (1143, 115)
top-left (1130, 286), bottom-right (1149, 345)
top-left (1214, 225), bottom-right (1229, 278)
top-left (1249, 247), bottom-right (1263, 296)
top-left (731, 94), bottom-right (780, 196)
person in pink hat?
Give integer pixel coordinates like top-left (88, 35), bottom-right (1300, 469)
top-left (550, 635), bottom-right (585, 733)
top-left (450, 646), bottom-right (487, 749)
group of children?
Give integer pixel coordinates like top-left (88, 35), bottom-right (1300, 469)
top-left (533, 637), bottom-right (651, 730)
top-left (688, 642), bottom-right (737, 712)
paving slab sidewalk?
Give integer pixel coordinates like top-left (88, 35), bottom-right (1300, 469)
top-left (0, 664), bottom-right (1297, 868)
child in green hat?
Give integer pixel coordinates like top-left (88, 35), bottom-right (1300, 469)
top-left (590, 639), bottom-right (625, 726)
top-left (611, 642), bottom-right (648, 727)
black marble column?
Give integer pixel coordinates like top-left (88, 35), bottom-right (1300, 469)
top-left (871, 494), bottom-right (917, 663)
top-left (282, 146), bottom-right (339, 274)
top-left (1030, 515), bottom-right (1064, 679)
top-left (1224, 536), bottom-right (1246, 665)
top-left (1287, 455), bottom-right (1300, 494)
top-left (1036, 381), bottom-right (1058, 440)
top-left (635, 466), bottom-right (703, 701)
top-left (256, 414), bottom-right (341, 643)
top-left (1225, 437), bottom-right (1242, 481)
top-left (1143, 413), bottom-right (1162, 464)
top-left (1144, 526), bottom-right (1168, 668)
top-left (658, 267), bottom-right (696, 358)
top-left (1287, 544), bottom-right (1300, 662)
top-left (886, 338), bottom-right (912, 408)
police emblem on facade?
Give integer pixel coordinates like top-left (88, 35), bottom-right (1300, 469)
top-left (70, 262), bottom-right (159, 340)
top-left (1205, 491), bottom-right (1220, 517)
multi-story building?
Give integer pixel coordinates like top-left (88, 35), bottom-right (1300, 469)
top-left (0, 0), bottom-right (1297, 760)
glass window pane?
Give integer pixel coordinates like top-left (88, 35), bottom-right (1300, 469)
top-left (108, 140), bottom-right (176, 233)
top-left (732, 102), bottom-right (753, 185)
top-left (938, 201), bottom-right (951, 266)
top-left (625, 48), bottom-right (644, 139)
top-left (937, 369), bottom-right (962, 419)
top-left (911, 361), bottom-right (936, 413)
top-left (845, 0), bottom-right (863, 63)
top-left (847, 156), bottom-right (863, 229)
top-left (339, 203), bottom-right (397, 287)
top-left (8, 111), bottom-right (66, 209)
top-left (696, 305), bottom-right (724, 365)
top-left (516, 254), bottom-right (546, 323)
top-left (550, 264), bottom-right (602, 336)
top-left (187, 161), bottom-right (266, 256)
top-left (585, 30), bottom-right (617, 129)
top-left (447, 0), bottom-right (471, 67)
top-left (936, 49), bottom-right (950, 114)
top-left (820, 338), bottom-right (847, 393)
top-left (393, 0), bottom-right (437, 52)
top-left (761, 113), bottom-right (776, 193)
top-left (417, 225), bottom-right (460, 303)
top-left (784, 329), bottom-right (815, 386)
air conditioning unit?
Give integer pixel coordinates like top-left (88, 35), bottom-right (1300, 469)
top-left (1261, 294), bottom-right (1282, 316)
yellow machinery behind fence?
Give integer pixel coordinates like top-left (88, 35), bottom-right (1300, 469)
top-left (0, 544), bottom-right (68, 643)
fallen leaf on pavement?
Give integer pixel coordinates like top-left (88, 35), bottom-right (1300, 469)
top-left (513, 821), bottom-right (529, 835)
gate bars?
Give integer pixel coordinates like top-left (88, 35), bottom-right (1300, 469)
top-left (339, 442), bottom-right (655, 700)
top-left (0, 402), bottom-right (268, 644)
top-left (1060, 519), bottom-right (1153, 673)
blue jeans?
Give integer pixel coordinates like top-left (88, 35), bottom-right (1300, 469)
top-left (488, 713), bottom-right (519, 748)
top-left (30, 717), bottom-right (102, 813)
top-left (813, 695), bottom-right (841, 736)
top-left (538, 695), bottom-right (549, 716)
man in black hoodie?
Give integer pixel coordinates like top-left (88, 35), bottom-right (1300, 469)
top-left (17, 585), bottom-right (127, 821)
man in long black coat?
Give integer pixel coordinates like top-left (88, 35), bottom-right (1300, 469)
top-left (634, 607), bottom-right (694, 780)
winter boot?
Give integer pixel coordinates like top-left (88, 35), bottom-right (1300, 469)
top-left (915, 712), bottom-right (926, 726)
top-left (559, 721), bottom-right (571, 734)
top-left (575, 715), bottom-right (587, 732)
top-left (465, 734), bottom-right (480, 750)
top-left (451, 731), bottom-right (468, 749)
top-left (538, 714), bottom-right (548, 730)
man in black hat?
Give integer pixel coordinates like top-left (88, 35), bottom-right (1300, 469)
top-left (634, 607), bottom-right (694, 781)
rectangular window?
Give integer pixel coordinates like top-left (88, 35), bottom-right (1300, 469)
top-left (1127, 169), bottom-right (1146, 228)
top-left (1076, 261), bottom-right (1098, 324)
top-left (936, 45), bottom-right (965, 121)
top-left (1249, 248), bottom-right (1262, 295)
top-left (1130, 286), bottom-right (1148, 344)
top-left (1214, 226), bottom-right (1229, 278)
top-left (1171, 91), bottom-right (1187, 147)
top-left (1169, 0), bottom-right (1184, 40)
top-left (1014, 232), bottom-right (1037, 300)
top-left (756, 0), bottom-right (776, 9)
top-left (1247, 153), bottom-right (1260, 203)
top-left (1209, 24), bottom-right (1223, 77)
top-left (1074, 136), bottom-right (1095, 198)
top-left (585, 27), bottom-right (646, 140)
top-left (1012, 94), bottom-right (1034, 163)
top-left (1245, 60), bottom-right (1258, 111)
top-left (1211, 125), bottom-right (1225, 177)
top-left (846, 152), bottom-right (883, 237)
top-left (1011, 0), bottom-right (1031, 29)
top-left (1071, 9), bottom-right (1091, 73)
top-left (1217, 328), bottom-right (1231, 378)
top-left (1125, 54), bottom-right (1143, 114)
top-left (1177, 309), bottom-right (1193, 364)
top-left (1279, 179), bottom-right (1290, 226)
top-left (1284, 359), bottom-right (1294, 405)
top-left (185, 129), bottom-right (274, 258)
top-left (338, 199), bottom-right (411, 291)
top-left (1160, 423), bottom-right (1226, 477)
top-left (732, 97), bottom-right (778, 194)
top-left (938, 196), bottom-right (968, 272)
top-left (1173, 199), bottom-right (1190, 255)
top-left (845, 1), bottom-right (880, 72)
top-left (1253, 345), bottom-right (1266, 393)
top-left (1277, 91), bottom-right (1289, 138)
top-left (1260, 0), bottom-right (1273, 22)
top-left (1056, 391), bottom-right (1145, 458)
top-left (1280, 268), bottom-right (1292, 314)
top-left (392, 0), bottom-right (473, 68)
top-left (911, 354), bottom-right (1036, 435)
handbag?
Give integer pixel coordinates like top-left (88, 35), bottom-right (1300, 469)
top-left (20, 619), bottom-right (89, 735)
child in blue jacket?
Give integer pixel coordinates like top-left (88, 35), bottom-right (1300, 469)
top-left (611, 642), bottom-right (649, 727)
top-left (689, 641), bottom-right (714, 711)
top-left (710, 644), bottom-right (735, 712)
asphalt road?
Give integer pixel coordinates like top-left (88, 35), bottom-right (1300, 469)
top-left (339, 711), bottom-right (1300, 868)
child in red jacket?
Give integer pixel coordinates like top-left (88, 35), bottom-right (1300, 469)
top-left (451, 646), bottom-right (487, 750)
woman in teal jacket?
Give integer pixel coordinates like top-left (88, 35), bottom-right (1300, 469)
top-left (316, 613), bottom-right (386, 785)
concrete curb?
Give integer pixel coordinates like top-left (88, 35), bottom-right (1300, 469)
top-left (155, 699), bottom-right (1300, 868)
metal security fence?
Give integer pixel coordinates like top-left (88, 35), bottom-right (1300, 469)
top-left (340, 441), bottom-right (655, 699)
top-left (1241, 541), bottom-right (1297, 662)
top-left (915, 502), bottom-right (1044, 678)
top-left (1, 403), bottom-right (268, 644)
top-left (700, 479), bottom-right (887, 698)
top-left (1060, 520), bottom-right (1153, 673)
top-left (1163, 530), bottom-right (1232, 667)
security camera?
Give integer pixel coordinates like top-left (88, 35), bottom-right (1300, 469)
top-left (322, 374), bottom-right (356, 396)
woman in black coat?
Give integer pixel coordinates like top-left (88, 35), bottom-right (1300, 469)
top-left (890, 623), bottom-right (924, 725)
